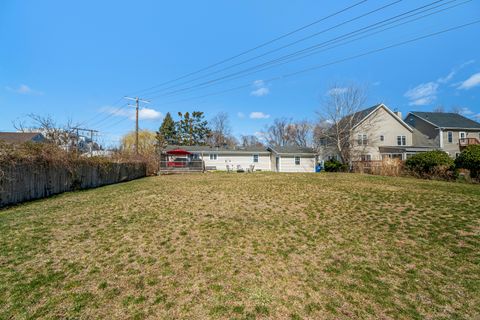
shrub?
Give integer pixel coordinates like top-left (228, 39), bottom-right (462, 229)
top-left (324, 159), bottom-right (348, 172)
top-left (405, 150), bottom-right (456, 180)
top-left (455, 145), bottom-right (480, 180)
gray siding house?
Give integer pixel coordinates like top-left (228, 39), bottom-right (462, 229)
top-left (405, 112), bottom-right (480, 157)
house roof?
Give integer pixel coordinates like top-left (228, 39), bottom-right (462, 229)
top-left (267, 146), bottom-right (316, 155)
top-left (412, 128), bottom-right (438, 147)
top-left (351, 103), bottom-right (412, 132)
top-left (408, 112), bottom-right (480, 129)
top-left (0, 132), bottom-right (44, 144)
top-left (164, 145), bottom-right (269, 154)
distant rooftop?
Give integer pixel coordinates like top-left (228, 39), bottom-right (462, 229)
top-left (409, 112), bottom-right (480, 129)
top-left (267, 145), bottom-right (316, 154)
top-left (0, 132), bottom-right (45, 144)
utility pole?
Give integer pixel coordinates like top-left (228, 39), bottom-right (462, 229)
top-left (124, 96), bottom-right (150, 155)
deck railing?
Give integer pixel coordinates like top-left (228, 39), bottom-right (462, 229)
top-left (459, 138), bottom-right (480, 147)
top-left (158, 160), bottom-right (205, 173)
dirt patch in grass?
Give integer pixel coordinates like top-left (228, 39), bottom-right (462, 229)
top-left (0, 172), bottom-right (479, 319)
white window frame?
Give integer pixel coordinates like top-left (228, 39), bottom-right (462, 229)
top-left (459, 132), bottom-right (466, 140)
top-left (253, 154), bottom-right (259, 163)
top-left (357, 134), bottom-right (368, 146)
top-left (361, 154), bottom-right (372, 161)
top-left (397, 135), bottom-right (406, 146)
top-left (209, 153), bottom-right (218, 160)
top-left (447, 131), bottom-right (453, 143)
top-left (294, 156), bottom-right (301, 165)
top-left (380, 135), bottom-right (384, 142)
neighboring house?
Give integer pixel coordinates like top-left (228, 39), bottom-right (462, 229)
top-left (318, 104), bottom-right (431, 162)
top-left (267, 146), bottom-right (317, 172)
top-left (162, 145), bottom-right (317, 172)
top-left (0, 132), bottom-right (45, 144)
top-left (405, 112), bottom-right (480, 158)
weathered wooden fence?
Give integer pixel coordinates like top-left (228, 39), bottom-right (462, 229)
top-left (0, 161), bottom-right (147, 207)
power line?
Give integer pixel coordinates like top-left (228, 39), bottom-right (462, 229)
top-left (89, 19), bottom-right (478, 143)
top-left (141, 0), bottom-right (403, 98)
top-left (153, 20), bottom-right (480, 108)
top-left (128, 0), bottom-right (369, 96)
top-left (145, 0), bottom-right (462, 100)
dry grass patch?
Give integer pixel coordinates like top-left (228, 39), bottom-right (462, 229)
top-left (0, 172), bottom-right (479, 319)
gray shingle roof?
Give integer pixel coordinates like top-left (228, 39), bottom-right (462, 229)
top-left (0, 132), bottom-right (44, 144)
top-left (350, 104), bottom-right (381, 127)
top-left (267, 146), bottom-right (316, 154)
top-left (410, 112), bottom-right (480, 129)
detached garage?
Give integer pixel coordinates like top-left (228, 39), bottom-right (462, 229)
top-left (267, 146), bottom-right (317, 173)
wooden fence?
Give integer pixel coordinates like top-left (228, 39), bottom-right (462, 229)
top-left (351, 159), bottom-right (404, 176)
top-left (0, 161), bottom-right (146, 208)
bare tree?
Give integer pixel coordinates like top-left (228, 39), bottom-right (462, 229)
top-left (433, 105), bottom-right (445, 113)
top-left (450, 106), bottom-right (463, 114)
top-left (265, 118), bottom-right (291, 147)
top-left (240, 135), bottom-right (264, 147)
top-left (314, 83), bottom-right (373, 164)
top-left (208, 112), bottom-right (237, 147)
top-left (286, 120), bottom-right (312, 147)
top-left (13, 114), bottom-right (78, 149)
top-left (265, 118), bottom-right (312, 147)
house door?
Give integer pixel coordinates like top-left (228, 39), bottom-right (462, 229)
top-left (275, 156), bottom-right (280, 172)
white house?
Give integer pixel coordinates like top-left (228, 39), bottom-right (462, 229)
top-left (162, 145), bottom-right (317, 173)
top-left (267, 146), bottom-right (317, 172)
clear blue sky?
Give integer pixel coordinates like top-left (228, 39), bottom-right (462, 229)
top-left (1, 0), bottom-right (479, 146)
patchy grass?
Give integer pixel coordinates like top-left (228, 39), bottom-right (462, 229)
top-left (0, 172), bottom-right (479, 319)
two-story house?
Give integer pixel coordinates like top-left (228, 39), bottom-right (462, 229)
top-left (317, 104), bottom-right (433, 163)
top-left (405, 112), bottom-right (480, 158)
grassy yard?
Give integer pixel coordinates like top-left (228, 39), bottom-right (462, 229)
top-left (0, 173), bottom-right (479, 319)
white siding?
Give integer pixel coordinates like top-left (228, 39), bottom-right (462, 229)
top-left (200, 152), bottom-right (271, 171)
top-left (278, 155), bottom-right (315, 172)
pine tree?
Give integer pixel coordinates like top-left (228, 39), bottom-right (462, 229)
top-left (157, 112), bottom-right (177, 145)
top-left (176, 111), bottom-right (210, 145)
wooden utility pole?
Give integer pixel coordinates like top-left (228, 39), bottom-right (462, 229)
top-left (124, 96), bottom-right (150, 155)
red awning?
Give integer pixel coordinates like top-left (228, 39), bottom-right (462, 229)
top-left (166, 148), bottom-right (192, 156)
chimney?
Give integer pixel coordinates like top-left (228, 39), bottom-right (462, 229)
top-left (394, 110), bottom-right (402, 119)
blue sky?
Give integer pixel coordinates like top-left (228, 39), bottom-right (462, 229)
top-left (1, 0), bottom-right (479, 146)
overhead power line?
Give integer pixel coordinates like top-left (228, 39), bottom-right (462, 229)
top-left (154, 19), bottom-right (480, 108)
top-left (141, 0), bottom-right (403, 98)
top-left (144, 0), bottom-right (464, 100)
top-left (128, 0), bottom-right (369, 96)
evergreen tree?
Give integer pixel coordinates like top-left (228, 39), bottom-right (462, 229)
top-left (157, 112), bottom-right (177, 144)
top-left (176, 111), bottom-right (210, 145)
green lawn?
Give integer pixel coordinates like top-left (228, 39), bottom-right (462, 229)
top-left (0, 173), bottom-right (479, 319)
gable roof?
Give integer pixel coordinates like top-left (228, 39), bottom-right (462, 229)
top-left (267, 146), bottom-right (316, 155)
top-left (408, 112), bottom-right (480, 129)
top-left (351, 103), bottom-right (413, 132)
top-left (0, 132), bottom-right (45, 144)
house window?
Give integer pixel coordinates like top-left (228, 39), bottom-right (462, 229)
top-left (319, 138), bottom-right (327, 146)
top-left (361, 154), bottom-right (371, 161)
top-left (447, 131), bottom-right (453, 143)
top-left (253, 154), bottom-right (259, 163)
top-left (380, 135), bottom-right (384, 142)
top-left (459, 132), bottom-right (466, 140)
top-left (294, 156), bottom-right (301, 165)
top-left (357, 134), bottom-right (368, 146)
top-left (397, 135), bottom-right (406, 146)
top-left (209, 153), bottom-right (217, 160)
